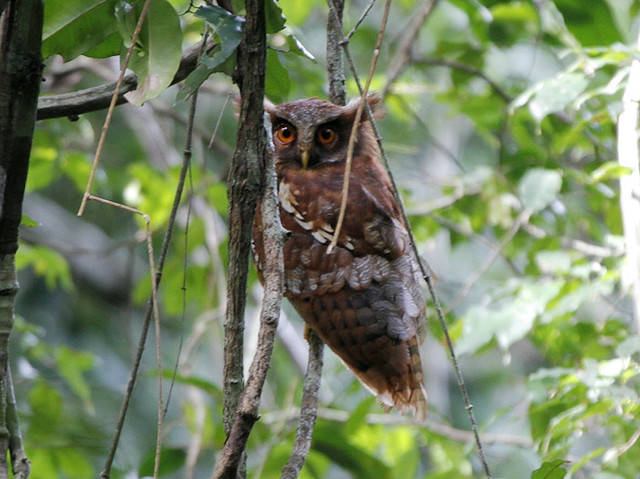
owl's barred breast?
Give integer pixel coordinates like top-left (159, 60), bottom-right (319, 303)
top-left (253, 96), bottom-right (428, 421)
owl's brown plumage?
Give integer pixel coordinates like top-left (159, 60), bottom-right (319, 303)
top-left (253, 96), bottom-right (428, 421)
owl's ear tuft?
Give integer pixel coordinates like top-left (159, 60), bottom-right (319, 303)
top-left (233, 97), bottom-right (275, 119)
top-left (344, 93), bottom-right (384, 122)
top-left (264, 98), bottom-right (277, 118)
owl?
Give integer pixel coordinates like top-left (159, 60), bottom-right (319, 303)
top-left (252, 95), bottom-right (428, 421)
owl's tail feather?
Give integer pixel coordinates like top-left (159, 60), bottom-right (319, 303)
top-left (353, 337), bottom-right (428, 423)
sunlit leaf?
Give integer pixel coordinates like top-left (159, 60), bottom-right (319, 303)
top-left (42, 0), bottom-right (119, 60)
top-left (519, 169), bottom-right (562, 213)
top-left (554, 0), bottom-right (623, 46)
top-left (528, 72), bottom-right (590, 123)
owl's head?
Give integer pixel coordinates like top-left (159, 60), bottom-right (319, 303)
top-left (265, 95), bottom-right (381, 169)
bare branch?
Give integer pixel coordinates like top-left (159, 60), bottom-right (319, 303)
top-left (281, 331), bottom-right (324, 478)
top-left (328, 0), bottom-right (392, 252)
top-left (383, 0), bottom-right (440, 96)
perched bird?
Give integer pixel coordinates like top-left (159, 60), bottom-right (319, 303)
top-left (252, 95), bottom-right (428, 421)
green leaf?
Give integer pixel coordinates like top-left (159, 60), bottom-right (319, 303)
top-left (55, 346), bottom-right (95, 410)
top-left (554, 0), bottom-right (623, 47)
top-left (15, 244), bottom-right (74, 291)
top-left (591, 162), bottom-right (632, 182)
top-left (123, 0), bottom-right (183, 105)
top-left (265, 0), bottom-right (286, 34)
top-left (179, 5), bottom-right (246, 99)
top-left (313, 423), bottom-right (393, 479)
top-left (21, 214), bottom-right (39, 228)
top-left (528, 72), bottom-right (590, 123)
top-left (532, 459), bottom-right (568, 478)
top-left (266, 49), bottom-right (290, 103)
top-left (42, 0), bottom-right (119, 60)
top-left (457, 279), bottom-right (564, 354)
top-left (519, 169), bottom-right (562, 213)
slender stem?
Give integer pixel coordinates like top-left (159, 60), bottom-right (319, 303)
top-left (328, 0), bottom-right (392, 252)
top-left (335, 2), bottom-right (493, 476)
top-left (99, 109), bottom-right (194, 479)
top-left (77, 0), bottom-right (153, 217)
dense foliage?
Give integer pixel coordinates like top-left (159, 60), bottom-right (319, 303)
top-left (13, 0), bottom-right (640, 477)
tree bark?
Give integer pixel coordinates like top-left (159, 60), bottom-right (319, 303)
top-left (0, 0), bottom-right (43, 476)
top-left (219, 0), bottom-right (268, 476)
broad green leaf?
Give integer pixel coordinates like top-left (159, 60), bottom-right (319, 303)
top-left (266, 49), bottom-right (291, 102)
top-left (124, 0), bottom-right (182, 105)
top-left (519, 169), bottom-right (562, 213)
top-left (265, 0), bottom-right (286, 34)
top-left (313, 423), bottom-right (393, 478)
top-left (554, 0), bottom-right (623, 46)
top-left (532, 459), bottom-right (568, 478)
top-left (528, 72), bottom-right (590, 123)
top-left (42, 0), bottom-right (119, 60)
top-left (456, 279), bottom-right (564, 354)
top-left (178, 5), bottom-right (246, 99)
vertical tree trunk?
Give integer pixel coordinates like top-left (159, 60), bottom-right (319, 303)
top-left (220, 0), bottom-right (267, 477)
top-left (0, 0), bottom-right (44, 477)
top-left (618, 30), bottom-right (640, 331)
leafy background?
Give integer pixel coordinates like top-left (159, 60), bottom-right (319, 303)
top-left (15, 0), bottom-right (640, 477)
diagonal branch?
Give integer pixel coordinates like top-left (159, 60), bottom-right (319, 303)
top-left (36, 39), bottom-right (216, 121)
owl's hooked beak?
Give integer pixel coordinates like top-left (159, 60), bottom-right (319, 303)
top-left (300, 149), bottom-right (310, 168)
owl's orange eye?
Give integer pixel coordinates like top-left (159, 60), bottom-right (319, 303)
top-left (317, 127), bottom-right (336, 144)
top-left (276, 125), bottom-right (296, 144)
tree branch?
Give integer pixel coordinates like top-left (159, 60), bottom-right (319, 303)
top-left (0, 0), bottom-right (43, 476)
top-left (216, 0), bottom-right (269, 477)
top-left (36, 40), bottom-right (216, 121)
top-left (617, 31), bottom-right (640, 330)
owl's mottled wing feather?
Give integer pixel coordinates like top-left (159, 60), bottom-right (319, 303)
top-left (254, 154), bottom-right (428, 420)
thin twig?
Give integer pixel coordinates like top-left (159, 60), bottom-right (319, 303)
top-left (7, 367), bottom-right (29, 479)
top-left (382, 0), bottom-right (440, 96)
top-left (334, 3), bottom-right (493, 476)
top-left (263, 406), bottom-right (533, 448)
top-left (412, 56), bottom-right (512, 103)
top-left (344, 0), bottom-right (377, 41)
top-left (281, 324), bottom-right (325, 478)
top-left (163, 27), bottom-right (208, 421)
top-left (77, 0), bottom-right (153, 217)
top-left (85, 196), bottom-right (163, 479)
top-left (446, 209), bottom-right (532, 312)
top-left (99, 112), bottom-right (194, 479)
top-left (328, 0), bottom-right (392, 252)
